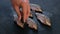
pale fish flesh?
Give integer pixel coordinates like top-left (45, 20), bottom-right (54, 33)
top-left (27, 18), bottom-right (38, 30)
top-left (30, 3), bottom-right (42, 12)
top-left (36, 13), bottom-right (51, 26)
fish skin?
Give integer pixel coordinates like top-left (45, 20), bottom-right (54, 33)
top-left (29, 3), bottom-right (43, 17)
top-left (30, 4), bottom-right (42, 12)
top-left (14, 18), bottom-right (38, 30)
top-left (27, 18), bottom-right (38, 30)
top-left (16, 20), bottom-right (24, 28)
top-left (36, 13), bottom-right (51, 26)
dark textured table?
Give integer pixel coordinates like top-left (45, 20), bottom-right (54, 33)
top-left (0, 0), bottom-right (60, 34)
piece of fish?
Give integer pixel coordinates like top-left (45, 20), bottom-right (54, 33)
top-left (36, 13), bottom-right (51, 26)
top-left (29, 3), bottom-right (43, 17)
top-left (16, 20), bottom-right (24, 28)
top-left (30, 3), bottom-right (42, 12)
top-left (13, 12), bottom-right (37, 29)
top-left (27, 18), bottom-right (38, 30)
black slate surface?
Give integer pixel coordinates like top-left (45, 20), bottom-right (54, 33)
top-left (0, 0), bottom-right (60, 34)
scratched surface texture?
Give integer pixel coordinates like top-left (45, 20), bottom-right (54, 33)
top-left (0, 0), bottom-right (60, 34)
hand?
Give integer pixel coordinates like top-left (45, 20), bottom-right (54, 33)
top-left (22, 0), bottom-right (30, 23)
